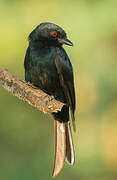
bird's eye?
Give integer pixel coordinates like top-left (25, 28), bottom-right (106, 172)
top-left (50, 31), bottom-right (57, 38)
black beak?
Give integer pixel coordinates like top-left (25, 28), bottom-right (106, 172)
top-left (58, 38), bottom-right (73, 46)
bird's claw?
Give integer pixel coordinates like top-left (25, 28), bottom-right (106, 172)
top-left (45, 95), bottom-right (55, 105)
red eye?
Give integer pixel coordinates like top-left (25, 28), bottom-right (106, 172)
top-left (51, 31), bottom-right (57, 37)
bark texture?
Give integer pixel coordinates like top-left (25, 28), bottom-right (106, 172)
top-left (0, 67), bottom-right (64, 113)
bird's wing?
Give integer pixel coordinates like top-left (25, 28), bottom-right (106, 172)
top-left (55, 48), bottom-right (76, 131)
top-left (24, 47), bottom-right (32, 82)
top-left (24, 47), bottom-right (30, 71)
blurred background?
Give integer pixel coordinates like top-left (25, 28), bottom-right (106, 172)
top-left (0, 0), bottom-right (117, 179)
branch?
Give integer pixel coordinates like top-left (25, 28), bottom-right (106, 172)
top-left (0, 67), bottom-right (64, 113)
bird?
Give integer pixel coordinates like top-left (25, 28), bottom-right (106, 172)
top-left (24, 22), bottom-right (76, 177)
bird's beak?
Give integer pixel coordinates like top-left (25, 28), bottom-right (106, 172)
top-left (58, 38), bottom-right (73, 46)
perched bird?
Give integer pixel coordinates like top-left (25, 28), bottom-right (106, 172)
top-left (24, 22), bottom-right (76, 177)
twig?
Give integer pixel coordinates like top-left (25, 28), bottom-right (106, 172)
top-left (0, 67), bottom-right (64, 113)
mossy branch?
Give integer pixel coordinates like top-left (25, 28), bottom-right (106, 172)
top-left (0, 67), bottom-right (64, 113)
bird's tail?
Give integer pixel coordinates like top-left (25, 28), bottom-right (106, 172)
top-left (52, 120), bottom-right (66, 178)
top-left (52, 107), bottom-right (75, 177)
top-left (65, 121), bottom-right (75, 165)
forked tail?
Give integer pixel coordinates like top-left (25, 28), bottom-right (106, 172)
top-left (52, 120), bottom-right (74, 177)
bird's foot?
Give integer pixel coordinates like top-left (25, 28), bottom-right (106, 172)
top-left (45, 95), bottom-right (55, 105)
top-left (27, 81), bottom-right (38, 89)
top-left (48, 95), bottom-right (55, 101)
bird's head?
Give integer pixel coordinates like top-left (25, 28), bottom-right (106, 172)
top-left (28, 22), bottom-right (73, 47)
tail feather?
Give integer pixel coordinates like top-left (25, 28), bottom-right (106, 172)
top-left (65, 122), bottom-right (75, 165)
top-left (52, 120), bottom-right (66, 178)
top-left (52, 120), bottom-right (75, 177)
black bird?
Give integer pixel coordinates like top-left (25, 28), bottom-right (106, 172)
top-left (24, 22), bottom-right (76, 177)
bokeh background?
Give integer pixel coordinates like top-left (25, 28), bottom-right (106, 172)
top-left (0, 0), bottom-right (117, 179)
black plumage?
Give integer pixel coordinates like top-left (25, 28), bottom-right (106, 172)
top-left (24, 22), bottom-right (76, 177)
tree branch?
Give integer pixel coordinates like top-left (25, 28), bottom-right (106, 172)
top-left (0, 67), bottom-right (64, 114)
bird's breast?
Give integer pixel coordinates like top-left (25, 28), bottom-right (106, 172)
top-left (29, 47), bottom-right (61, 94)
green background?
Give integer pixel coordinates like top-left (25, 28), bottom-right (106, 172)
top-left (0, 0), bottom-right (117, 179)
